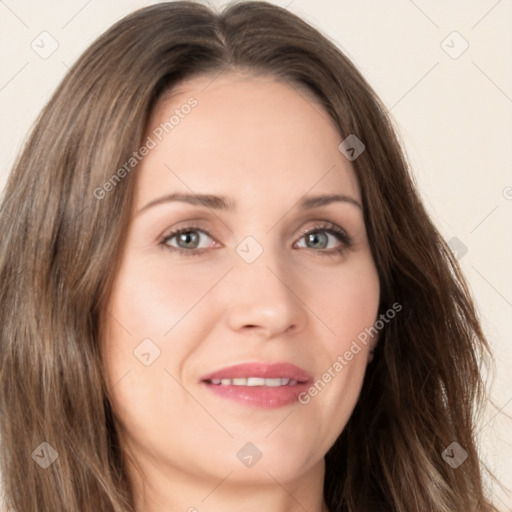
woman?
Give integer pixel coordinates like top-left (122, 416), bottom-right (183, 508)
top-left (0, 1), bottom-right (500, 511)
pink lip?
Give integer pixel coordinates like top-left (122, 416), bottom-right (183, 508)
top-left (200, 362), bottom-right (313, 409)
top-left (200, 362), bottom-right (312, 382)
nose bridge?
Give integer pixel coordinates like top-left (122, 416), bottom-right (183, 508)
top-left (224, 236), bottom-right (306, 336)
top-left (236, 232), bottom-right (293, 294)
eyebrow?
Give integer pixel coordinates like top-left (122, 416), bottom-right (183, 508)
top-left (137, 192), bottom-right (362, 215)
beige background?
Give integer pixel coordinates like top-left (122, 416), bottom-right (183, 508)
top-left (1, 0), bottom-right (511, 509)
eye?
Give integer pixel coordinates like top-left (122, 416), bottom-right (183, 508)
top-left (294, 222), bottom-right (352, 257)
top-left (159, 222), bottom-right (352, 257)
top-left (160, 226), bottom-right (216, 256)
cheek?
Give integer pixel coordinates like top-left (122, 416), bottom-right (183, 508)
top-left (107, 254), bottom-right (227, 340)
top-left (298, 257), bottom-right (379, 435)
top-left (100, 254), bottom-right (230, 398)
top-left (313, 256), bottom-right (380, 350)
top-left (99, 258), bottom-right (202, 438)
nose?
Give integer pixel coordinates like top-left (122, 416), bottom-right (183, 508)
top-left (221, 247), bottom-right (307, 339)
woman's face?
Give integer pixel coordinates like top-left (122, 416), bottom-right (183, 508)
top-left (102, 72), bottom-right (380, 492)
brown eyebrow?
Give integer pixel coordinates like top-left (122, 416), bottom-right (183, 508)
top-left (136, 192), bottom-right (362, 215)
top-left (299, 193), bottom-right (361, 210)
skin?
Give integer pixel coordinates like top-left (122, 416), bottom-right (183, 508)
top-left (101, 72), bottom-right (380, 512)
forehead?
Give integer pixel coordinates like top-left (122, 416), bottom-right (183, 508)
top-left (136, 72), bottom-right (360, 208)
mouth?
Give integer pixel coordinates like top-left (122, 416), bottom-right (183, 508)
top-left (200, 362), bottom-right (312, 409)
top-left (205, 377), bottom-right (301, 387)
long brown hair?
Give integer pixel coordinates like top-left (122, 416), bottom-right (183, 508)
top-left (0, 1), bottom-right (499, 510)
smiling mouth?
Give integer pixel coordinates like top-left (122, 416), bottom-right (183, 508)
top-left (200, 362), bottom-right (312, 408)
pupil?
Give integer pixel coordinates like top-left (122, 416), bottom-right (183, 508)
top-left (179, 231), bottom-right (198, 248)
top-left (308, 232), bottom-right (327, 249)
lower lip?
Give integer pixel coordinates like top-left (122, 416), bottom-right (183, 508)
top-left (202, 381), bottom-right (310, 409)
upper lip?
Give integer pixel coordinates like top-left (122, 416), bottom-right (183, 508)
top-left (200, 362), bottom-right (313, 383)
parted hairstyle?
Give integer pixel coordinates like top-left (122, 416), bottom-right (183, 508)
top-left (0, 1), bottom-right (499, 511)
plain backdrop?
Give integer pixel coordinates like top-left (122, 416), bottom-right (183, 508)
top-left (1, 0), bottom-right (511, 509)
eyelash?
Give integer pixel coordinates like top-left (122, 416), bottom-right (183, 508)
top-left (159, 222), bottom-right (353, 258)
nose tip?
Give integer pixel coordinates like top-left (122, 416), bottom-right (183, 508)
top-left (223, 256), bottom-right (306, 339)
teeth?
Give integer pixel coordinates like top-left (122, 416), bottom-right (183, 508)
top-left (247, 377), bottom-right (265, 386)
top-left (208, 377), bottom-right (297, 387)
top-left (263, 378), bottom-right (282, 387)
